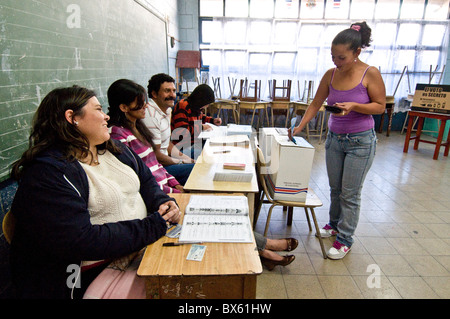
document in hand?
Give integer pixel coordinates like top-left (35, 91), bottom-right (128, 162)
top-left (178, 195), bottom-right (254, 243)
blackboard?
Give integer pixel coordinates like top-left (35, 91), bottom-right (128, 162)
top-left (0, 0), bottom-right (169, 181)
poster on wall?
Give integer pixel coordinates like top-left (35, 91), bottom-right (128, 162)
top-left (411, 84), bottom-right (450, 114)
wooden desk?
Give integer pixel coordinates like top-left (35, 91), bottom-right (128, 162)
top-left (269, 101), bottom-right (293, 128)
top-left (378, 100), bottom-right (395, 137)
top-left (184, 137), bottom-right (259, 223)
top-left (403, 111), bottom-right (450, 160)
top-left (137, 193), bottom-right (262, 299)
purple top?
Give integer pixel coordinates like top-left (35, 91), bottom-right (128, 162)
top-left (327, 67), bottom-right (374, 134)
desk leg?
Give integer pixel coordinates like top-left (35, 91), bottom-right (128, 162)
top-left (414, 117), bottom-right (425, 150)
top-left (434, 119), bottom-right (447, 160)
top-left (445, 121), bottom-right (450, 157)
top-left (403, 115), bottom-right (415, 153)
top-left (387, 107), bottom-right (393, 137)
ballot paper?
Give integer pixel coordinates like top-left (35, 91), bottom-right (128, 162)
top-left (178, 195), bottom-right (253, 243)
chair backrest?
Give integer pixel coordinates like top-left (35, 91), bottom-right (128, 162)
top-left (228, 76), bottom-right (239, 100)
top-left (239, 79), bottom-right (261, 102)
top-left (2, 211), bottom-right (15, 244)
top-left (256, 147), bottom-right (274, 202)
top-left (272, 79), bottom-right (292, 101)
top-left (212, 76), bottom-right (222, 99)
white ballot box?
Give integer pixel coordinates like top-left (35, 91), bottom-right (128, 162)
top-left (265, 135), bottom-right (315, 202)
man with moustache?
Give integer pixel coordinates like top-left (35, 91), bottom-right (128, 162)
top-left (144, 73), bottom-right (195, 185)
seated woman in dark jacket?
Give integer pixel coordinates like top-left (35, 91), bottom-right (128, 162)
top-left (9, 85), bottom-right (180, 299)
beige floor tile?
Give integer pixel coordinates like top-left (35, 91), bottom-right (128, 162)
top-left (372, 254), bottom-right (417, 276)
top-left (283, 275), bottom-right (326, 299)
top-left (372, 222), bottom-right (410, 238)
top-left (309, 254), bottom-right (349, 276)
top-left (256, 274), bottom-right (287, 299)
top-left (426, 223), bottom-right (450, 239)
top-left (388, 276), bottom-right (440, 299)
top-left (434, 256), bottom-right (450, 272)
top-left (359, 237), bottom-right (399, 255)
top-left (418, 238), bottom-right (450, 256)
top-left (398, 223), bottom-right (438, 239)
top-left (423, 277), bottom-right (450, 298)
top-left (318, 275), bottom-right (363, 299)
top-left (403, 255), bottom-right (449, 277)
top-left (353, 275), bottom-right (402, 299)
top-left (342, 254), bottom-right (378, 275)
top-left (386, 237), bottom-right (429, 255)
top-left (280, 253), bottom-right (315, 275)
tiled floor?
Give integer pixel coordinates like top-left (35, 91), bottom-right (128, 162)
top-left (254, 131), bottom-right (450, 299)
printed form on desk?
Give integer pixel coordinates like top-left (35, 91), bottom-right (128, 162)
top-left (178, 195), bottom-right (253, 243)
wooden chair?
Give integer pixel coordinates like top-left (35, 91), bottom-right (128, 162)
top-left (269, 80), bottom-right (293, 128)
top-left (209, 76), bottom-right (240, 124)
top-left (238, 79), bottom-right (269, 128)
top-left (254, 147), bottom-right (327, 258)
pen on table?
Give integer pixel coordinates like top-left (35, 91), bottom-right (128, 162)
top-left (213, 150), bottom-right (231, 154)
top-left (163, 242), bottom-right (203, 247)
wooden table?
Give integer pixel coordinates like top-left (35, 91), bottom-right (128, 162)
top-left (137, 193), bottom-right (262, 299)
top-left (403, 110), bottom-right (450, 160)
top-left (184, 136), bottom-right (259, 223)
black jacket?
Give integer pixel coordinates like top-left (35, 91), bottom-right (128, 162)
top-left (10, 140), bottom-right (173, 298)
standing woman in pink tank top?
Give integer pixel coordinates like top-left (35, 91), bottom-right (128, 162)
top-left (291, 22), bottom-right (386, 259)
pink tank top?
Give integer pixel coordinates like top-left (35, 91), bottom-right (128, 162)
top-left (327, 67), bottom-right (374, 134)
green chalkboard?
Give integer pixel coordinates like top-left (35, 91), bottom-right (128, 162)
top-left (0, 0), bottom-right (169, 181)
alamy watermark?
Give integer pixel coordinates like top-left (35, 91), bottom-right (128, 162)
top-left (66, 4), bottom-right (81, 29)
top-left (366, 264), bottom-right (381, 289)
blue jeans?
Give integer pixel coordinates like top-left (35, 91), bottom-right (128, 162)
top-left (325, 129), bottom-right (376, 247)
top-left (165, 163), bottom-right (195, 186)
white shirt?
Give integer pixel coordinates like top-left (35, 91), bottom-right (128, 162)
top-left (142, 99), bottom-right (172, 156)
top-left (79, 150), bottom-right (147, 225)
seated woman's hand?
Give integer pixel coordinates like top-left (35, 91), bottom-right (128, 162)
top-left (158, 200), bottom-right (181, 224)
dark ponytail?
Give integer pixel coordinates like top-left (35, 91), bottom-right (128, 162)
top-left (332, 21), bottom-right (372, 52)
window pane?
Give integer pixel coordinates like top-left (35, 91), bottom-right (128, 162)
top-left (375, 0), bottom-right (400, 19)
top-left (202, 50), bottom-right (221, 67)
top-left (425, 0), bottom-right (449, 20)
top-left (274, 22), bottom-right (297, 45)
top-left (370, 49), bottom-right (393, 71)
top-left (400, 0), bottom-right (425, 19)
top-left (275, 0), bottom-right (299, 18)
top-left (350, 0), bottom-right (375, 20)
top-left (297, 48), bottom-right (320, 72)
top-left (224, 51), bottom-right (246, 73)
top-left (202, 20), bottom-right (223, 44)
top-left (373, 23), bottom-right (397, 47)
top-left (272, 52), bottom-right (296, 73)
top-left (300, 0), bottom-right (325, 19)
top-left (324, 24), bottom-right (348, 46)
top-left (249, 21), bottom-right (272, 45)
top-left (250, 0), bottom-right (274, 18)
top-left (397, 24), bottom-right (421, 46)
top-left (419, 50), bottom-right (441, 71)
top-left (249, 53), bottom-right (271, 74)
top-left (224, 21), bottom-right (247, 44)
top-left (200, 0), bottom-right (224, 17)
top-left (298, 25), bottom-right (323, 47)
top-left (225, 0), bottom-right (248, 17)
top-left (422, 25), bottom-right (446, 46)
top-left (325, 0), bottom-right (350, 19)
top-left (394, 50), bottom-right (416, 70)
